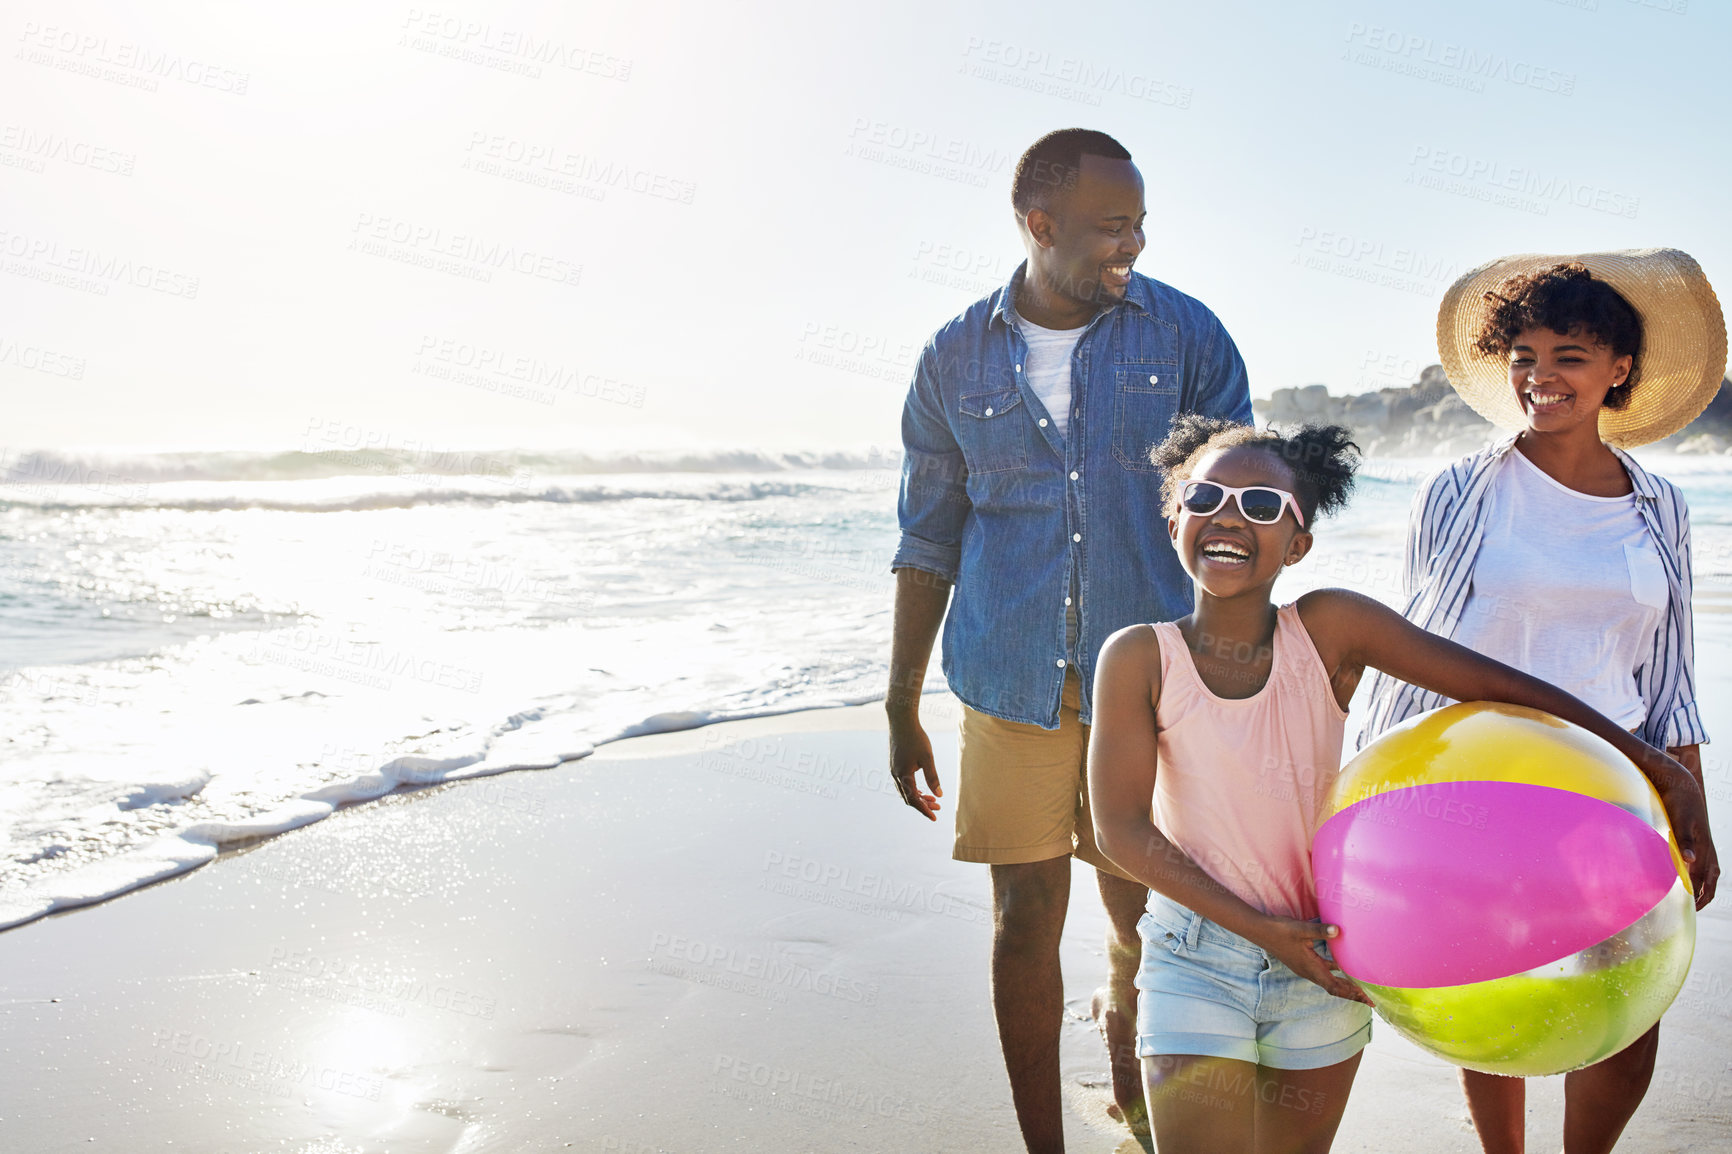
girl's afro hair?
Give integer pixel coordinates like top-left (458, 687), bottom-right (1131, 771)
top-left (1149, 414), bottom-right (1361, 524)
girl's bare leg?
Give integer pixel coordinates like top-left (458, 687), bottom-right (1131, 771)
top-left (1253, 1052), bottom-right (1363, 1154)
top-left (1145, 1054), bottom-right (1256, 1154)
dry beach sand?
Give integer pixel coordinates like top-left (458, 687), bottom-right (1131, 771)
top-left (2, 649), bottom-right (1730, 1151)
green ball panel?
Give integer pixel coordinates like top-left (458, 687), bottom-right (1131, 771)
top-left (1359, 904), bottom-right (1696, 1076)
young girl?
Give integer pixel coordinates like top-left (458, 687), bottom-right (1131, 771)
top-left (1086, 415), bottom-right (1718, 1154)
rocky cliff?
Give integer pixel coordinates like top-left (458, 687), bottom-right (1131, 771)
top-left (1254, 367), bottom-right (1732, 457)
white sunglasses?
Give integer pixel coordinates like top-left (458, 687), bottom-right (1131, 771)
top-left (1179, 480), bottom-right (1307, 528)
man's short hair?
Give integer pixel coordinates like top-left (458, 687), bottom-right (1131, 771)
top-left (1011, 129), bottom-right (1132, 218)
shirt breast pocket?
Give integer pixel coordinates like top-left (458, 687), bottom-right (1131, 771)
top-left (1111, 365), bottom-right (1178, 472)
top-left (1624, 540), bottom-right (1669, 613)
top-left (957, 387), bottom-right (1029, 474)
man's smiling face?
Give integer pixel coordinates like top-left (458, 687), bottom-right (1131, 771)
top-left (1024, 154), bottom-right (1146, 309)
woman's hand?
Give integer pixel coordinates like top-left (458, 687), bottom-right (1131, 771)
top-left (1253, 916), bottom-right (1374, 1005)
top-left (1646, 750), bottom-right (1720, 909)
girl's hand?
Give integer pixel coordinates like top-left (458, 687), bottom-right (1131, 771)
top-left (1255, 917), bottom-right (1374, 1005)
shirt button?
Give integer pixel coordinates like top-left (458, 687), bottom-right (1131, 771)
top-left (1064, 596), bottom-right (1073, 606)
top-left (1069, 471), bottom-right (1079, 480)
top-left (984, 406), bottom-right (994, 416)
top-left (1015, 364), bottom-right (1023, 372)
top-left (1072, 533), bottom-right (1082, 542)
top-left (1038, 418), bottom-right (1048, 427)
top-left (1149, 374), bottom-right (1159, 385)
top-left (1056, 658), bottom-right (1066, 668)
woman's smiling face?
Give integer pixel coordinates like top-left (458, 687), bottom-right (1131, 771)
top-left (1508, 326), bottom-right (1633, 435)
top-left (1168, 445), bottom-right (1313, 599)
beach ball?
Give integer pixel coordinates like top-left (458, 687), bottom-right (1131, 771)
top-left (1312, 702), bottom-right (1696, 1076)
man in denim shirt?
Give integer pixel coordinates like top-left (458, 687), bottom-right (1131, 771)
top-left (887, 129), bottom-right (1251, 1150)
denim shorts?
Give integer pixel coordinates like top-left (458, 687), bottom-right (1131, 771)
top-left (1135, 893), bottom-right (1372, 1070)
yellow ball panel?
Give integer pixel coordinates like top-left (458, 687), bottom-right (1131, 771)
top-left (1324, 703), bottom-right (1669, 835)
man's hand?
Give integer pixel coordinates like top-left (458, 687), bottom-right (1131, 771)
top-left (889, 713), bottom-right (943, 820)
top-left (886, 566), bottom-right (952, 822)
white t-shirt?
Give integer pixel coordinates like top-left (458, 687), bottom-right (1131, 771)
top-left (1454, 449), bottom-right (1668, 730)
top-left (1018, 317), bottom-right (1085, 438)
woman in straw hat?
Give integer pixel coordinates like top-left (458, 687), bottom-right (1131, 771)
top-left (1359, 248), bottom-right (1723, 1154)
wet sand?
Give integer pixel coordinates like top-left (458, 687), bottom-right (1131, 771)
top-left (1, 677), bottom-right (1728, 1152)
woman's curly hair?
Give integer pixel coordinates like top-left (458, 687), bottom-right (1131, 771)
top-left (1472, 262), bottom-right (1643, 410)
top-left (1149, 415), bottom-right (1361, 525)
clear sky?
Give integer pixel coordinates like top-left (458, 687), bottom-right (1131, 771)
top-left (1, 0), bottom-right (1723, 454)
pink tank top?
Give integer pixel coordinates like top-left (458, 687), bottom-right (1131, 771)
top-left (1151, 602), bottom-right (1347, 920)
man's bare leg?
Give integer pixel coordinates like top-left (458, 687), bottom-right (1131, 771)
top-left (1092, 868), bottom-right (1149, 1133)
top-left (992, 858), bottom-right (1072, 1154)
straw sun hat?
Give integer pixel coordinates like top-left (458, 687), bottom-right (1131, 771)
top-left (1436, 248), bottom-right (1727, 448)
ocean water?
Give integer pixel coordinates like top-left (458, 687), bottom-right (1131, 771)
top-left (2, 445), bottom-right (1729, 929)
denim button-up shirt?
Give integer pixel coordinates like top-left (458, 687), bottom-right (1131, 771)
top-left (893, 264), bottom-right (1252, 728)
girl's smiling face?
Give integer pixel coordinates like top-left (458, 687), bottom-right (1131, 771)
top-left (1168, 445), bottom-right (1313, 600)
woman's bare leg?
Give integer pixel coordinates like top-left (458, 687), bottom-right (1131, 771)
top-left (1461, 1069), bottom-right (1525, 1154)
top-left (1561, 1023), bottom-right (1659, 1154)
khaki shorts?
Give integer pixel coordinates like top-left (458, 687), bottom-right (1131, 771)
top-left (954, 672), bottom-right (1136, 882)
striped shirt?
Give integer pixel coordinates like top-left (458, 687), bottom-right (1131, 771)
top-left (1358, 435), bottom-right (1707, 752)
